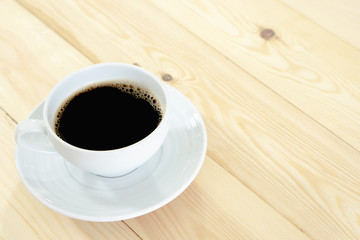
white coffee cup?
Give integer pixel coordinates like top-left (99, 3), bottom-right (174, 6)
top-left (15, 63), bottom-right (169, 177)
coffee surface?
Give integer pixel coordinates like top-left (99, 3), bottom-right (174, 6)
top-left (55, 82), bottom-right (162, 150)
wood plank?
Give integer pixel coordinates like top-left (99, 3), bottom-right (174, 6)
top-left (281, 0), bottom-right (360, 50)
top-left (0, 111), bottom-right (310, 239)
top-left (14, 0), bottom-right (360, 239)
top-left (0, 1), bottom-right (92, 122)
top-left (146, 0), bottom-right (360, 152)
top-left (0, 113), bottom-right (140, 240)
top-left (0, 1), bottom-right (139, 239)
top-left (126, 156), bottom-right (310, 240)
top-left (0, 1), bottom-right (312, 239)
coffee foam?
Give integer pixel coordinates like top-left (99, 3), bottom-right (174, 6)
top-left (54, 80), bottom-right (163, 135)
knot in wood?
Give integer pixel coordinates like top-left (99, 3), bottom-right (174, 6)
top-left (260, 29), bottom-right (275, 40)
top-left (161, 73), bottom-right (173, 81)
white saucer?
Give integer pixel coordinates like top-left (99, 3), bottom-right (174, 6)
top-left (15, 85), bottom-right (207, 222)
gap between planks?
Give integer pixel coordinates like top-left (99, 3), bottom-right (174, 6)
top-left (0, 106), bottom-right (17, 124)
top-left (122, 221), bottom-right (144, 240)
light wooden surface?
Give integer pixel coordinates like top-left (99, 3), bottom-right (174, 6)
top-left (0, 0), bottom-right (359, 239)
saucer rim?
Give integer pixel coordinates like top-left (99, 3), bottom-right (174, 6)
top-left (15, 85), bottom-right (207, 222)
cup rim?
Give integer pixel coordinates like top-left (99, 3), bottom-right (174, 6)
top-left (43, 62), bottom-right (169, 153)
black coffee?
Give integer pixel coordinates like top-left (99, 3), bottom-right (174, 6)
top-left (55, 81), bottom-right (162, 150)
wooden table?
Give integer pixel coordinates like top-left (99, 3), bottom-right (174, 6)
top-left (1, 0), bottom-right (359, 239)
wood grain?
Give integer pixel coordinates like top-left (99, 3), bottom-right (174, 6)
top-left (0, 0), bottom-right (92, 122)
top-left (281, 0), bottom-right (360, 50)
top-left (0, 109), bottom-right (140, 240)
top-left (0, 1), bottom-right (138, 239)
top-left (146, 0), bottom-right (360, 152)
top-left (126, 156), bottom-right (310, 240)
top-left (0, 0), bottom-right (314, 239)
top-left (13, 0), bottom-right (360, 239)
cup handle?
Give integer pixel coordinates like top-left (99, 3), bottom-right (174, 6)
top-left (15, 119), bottom-right (58, 153)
